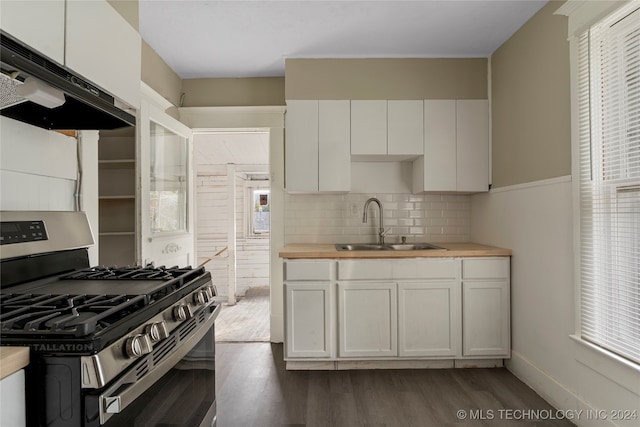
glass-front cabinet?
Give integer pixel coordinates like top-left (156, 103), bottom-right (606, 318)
top-left (139, 87), bottom-right (194, 268)
top-left (149, 121), bottom-right (188, 234)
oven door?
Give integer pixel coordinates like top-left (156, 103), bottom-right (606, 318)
top-left (89, 304), bottom-right (220, 427)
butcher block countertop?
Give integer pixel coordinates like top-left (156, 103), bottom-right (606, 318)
top-left (0, 347), bottom-right (29, 379)
top-left (279, 242), bottom-right (511, 259)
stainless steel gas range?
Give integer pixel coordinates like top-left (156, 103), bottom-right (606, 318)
top-left (0, 211), bottom-right (220, 427)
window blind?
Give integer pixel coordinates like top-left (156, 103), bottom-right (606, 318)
top-left (579, 4), bottom-right (640, 364)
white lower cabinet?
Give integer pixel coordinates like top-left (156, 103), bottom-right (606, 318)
top-left (283, 257), bottom-right (510, 365)
top-left (285, 282), bottom-right (332, 358)
top-left (398, 281), bottom-right (460, 357)
top-left (0, 369), bottom-right (26, 427)
top-left (462, 258), bottom-right (511, 357)
top-left (284, 261), bottom-right (334, 358)
top-left (338, 282), bottom-right (397, 357)
top-left (462, 282), bottom-right (510, 357)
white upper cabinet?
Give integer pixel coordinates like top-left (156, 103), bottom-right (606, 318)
top-left (285, 100), bottom-right (350, 193)
top-left (1, 0), bottom-right (141, 110)
top-left (285, 100), bottom-right (318, 193)
top-left (414, 99), bottom-right (489, 193)
top-left (1, 0), bottom-right (65, 64)
top-left (351, 100), bottom-right (387, 157)
top-left (420, 100), bottom-right (457, 192)
top-left (66, 0), bottom-right (141, 109)
top-left (351, 100), bottom-right (424, 160)
top-left (388, 100), bottom-right (424, 157)
top-left (456, 100), bottom-right (490, 192)
top-left (319, 100), bottom-right (350, 192)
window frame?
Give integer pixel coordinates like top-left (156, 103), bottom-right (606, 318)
top-left (558, 0), bottom-right (640, 381)
top-left (245, 180), bottom-right (270, 239)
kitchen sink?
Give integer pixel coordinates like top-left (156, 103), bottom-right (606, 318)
top-left (335, 243), bottom-right (447, 251)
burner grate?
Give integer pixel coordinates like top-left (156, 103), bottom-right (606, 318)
top-left (59, 265), bottom-right (193, 281)
top-left (0, 293), bottom-right (147, 336)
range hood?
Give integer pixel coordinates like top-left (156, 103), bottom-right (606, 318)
top-left (0, 31), bottom-right (135, 130)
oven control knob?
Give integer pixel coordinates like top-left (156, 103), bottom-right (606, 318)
top-left (173, 304), bottom-right (193, 321)
top-left (145, 321), bottom-right (169, 343)
top-left (205, 285), bottom-right (217, 298)
top-left (193, 290), bottom-right (211, 306)
top-left (125, 334), bottom-right (153, 358)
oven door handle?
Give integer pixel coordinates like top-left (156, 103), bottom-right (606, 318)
top-left (99, 303), bottom-right (221, 425)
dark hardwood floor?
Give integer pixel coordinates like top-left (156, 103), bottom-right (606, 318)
top-left (215, 342), bottom-right (575, 427)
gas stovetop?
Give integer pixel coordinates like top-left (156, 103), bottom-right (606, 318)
top-left (0, 265), bottom-right (213, 352)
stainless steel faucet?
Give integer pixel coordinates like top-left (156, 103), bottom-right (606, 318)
top-left (363, 197), bottom-right (387, 244)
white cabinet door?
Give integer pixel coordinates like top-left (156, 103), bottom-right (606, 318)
top-left (138, 96), bottom-right (195, 268)
top-left (285, 282), bottom-right (332, 358)
top-left (285, 100), bottom-right (319, 192)
top-left (421, 100), bottom-right (457, 192)
top-left (457, 100), bottom-right (489, 192)
top-left (462, 281), bottom-right (510, 357)
top-left (286, 100), bottom-right (350, 193)
top-left (414, 99), bottom-right (489, 193)
top-left (0, 370), bottom-right (25, 427)
top-left (398, 281), bottom-right (460, 357)
top-left (388, 100), bottom-right (424, 157)
top-left (65, 0), bottom-right (141, 109)
top-left (319, 100), bottom-right (350, 192)
top-left (0, 0), bottom-right (65, 64)
top-left (461, 257), bottom-right (510, 357)
top-left (338, 282), bottom-right (397, 357)
top-left (351, 100), bottom-right (387, 157)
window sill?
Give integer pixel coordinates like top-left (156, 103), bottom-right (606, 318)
top-left (246, 236), bottom-right (269, 242)
top-left (570, 335), bottom-right (640, 396)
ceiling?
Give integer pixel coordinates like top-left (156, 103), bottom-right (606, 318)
top-left (139, 0), bottom-right (548, 79)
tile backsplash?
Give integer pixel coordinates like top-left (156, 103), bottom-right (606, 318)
top-left (284, 193), bottom-right (470, 244)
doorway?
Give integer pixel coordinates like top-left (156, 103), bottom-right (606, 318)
top-left (193, 130), bottom-right (271, 342)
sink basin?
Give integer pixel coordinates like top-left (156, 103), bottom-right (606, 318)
top-left (335, 243), bottom-right (447, 251)
top-left (335, 244), bottom-right (388, 251)
top-left (386, 243), bottom-right (447, 251)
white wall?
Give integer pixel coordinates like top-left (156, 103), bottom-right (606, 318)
top-left (471, 176), bottom-right (640, 427)
top-left (196, 171), bottom-right (269, 298)
top-left (1, 117), bottom-right (78, 211)
top-left (0, 117), bottom-right (99, 265)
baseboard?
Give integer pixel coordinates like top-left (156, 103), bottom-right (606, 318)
top-left (285, 358), bottom-right (505, 371)
top-left (507, 351), bottom-right (618, 427)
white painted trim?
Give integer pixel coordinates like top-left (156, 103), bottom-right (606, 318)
top-left (568, 33), bottom-right (583, 340)
top-left (554, 1), bottom-right (633, 37)
top-left (488, 175), bottom-right (572, 194)
top-left (487, 56), bottom-right (493, 187)
top-left (78, 130), bottom-right (99, 266)
top-left (181, 106), bottom-right (286, 343)
top-left (507, 351), bottom-right (618, 427)
top-left (226, 163), bottom-right (237, 306)
top-left (179, 106), bottom-right (286, 129)
top-left (140, 81), bottom-right (174, 111)
top-left (570, 335), bottom-right (640, 396)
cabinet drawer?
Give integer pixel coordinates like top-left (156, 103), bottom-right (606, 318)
top-left (338, 259), bottom-right (457, 280)
top-left (285, 261), bottom-right (332, 281)
top-left (462, 258), bottom-right (509, 279)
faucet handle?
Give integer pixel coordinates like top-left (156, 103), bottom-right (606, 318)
top-left (401, 236), bottom-right (407, 244)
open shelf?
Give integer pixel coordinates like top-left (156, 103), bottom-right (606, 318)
top-left (98, 127), bottom-right (136, 266)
